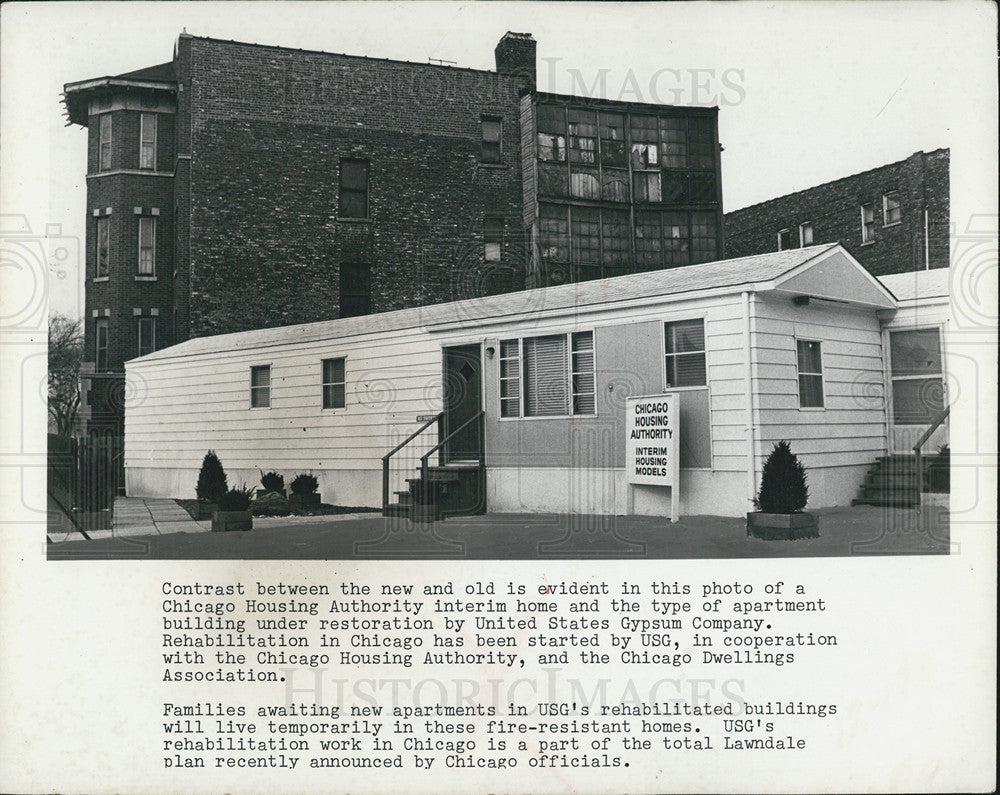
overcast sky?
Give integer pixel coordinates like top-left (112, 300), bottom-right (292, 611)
top-left (1, 1), bottom-right (996, 318)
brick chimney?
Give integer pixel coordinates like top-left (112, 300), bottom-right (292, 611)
top-left (495, 32), bottom-right (536, 91)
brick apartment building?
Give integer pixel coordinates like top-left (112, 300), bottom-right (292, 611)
top-left (63, 32), bottom-right (723, 434)
top-left (724, 149), bottom-right (949, 276)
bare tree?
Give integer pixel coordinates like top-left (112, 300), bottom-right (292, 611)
top-left (48, 313), bottom-right (84, 438)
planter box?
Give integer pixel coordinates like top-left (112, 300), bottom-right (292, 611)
top-left (212, 510), bottom-right (253, 532)
top-left (747, 511), bottom-right (819, 540)
top-left (197, 501), bottom-right (218, 521)
top-left (289, 493), bottom-right (321, 511)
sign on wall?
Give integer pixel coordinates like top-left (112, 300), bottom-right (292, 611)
top-left (626, 394), bottom-right (680, 520)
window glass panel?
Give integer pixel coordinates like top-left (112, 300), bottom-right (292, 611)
top-left (539, 204), bottom-right (569, 262)
top-left (99, 114), bottom-right (112, 170)
top-left (659, 117), bottom-right (687, 168)
top-left (796, 340), bottom-right (824, 408)
top-left (891, 378), bottom-right (945, 424)
top-left (599, 112), bottom-right (625, 166)
top-left (339, 160), bottom-right (369, 218)
top-left (690, 212), bottom-right (717, 264)
top-left (537, 132), bottom-right (566, 162)
top-left (600, 169), bottom-right (628, 202)
top-left (861, 203), bottom-right (876, 242)
top-left (571, 207), bottom-right (601, 273)
top-left (140, 113), bottom-right (156, 169)
top-left (661, 170), bottom-right (688, 203)
top-left (778, 228), bottom-right (793, 251)
top-left (632, 171), bottom-right (661, 202)
top-left (499, 339), bottom-right (521, 418)
top-left (137, 318), bottom-right (155, 357)
top-left (799, 222), bottom-right (814, 246)
top-left (883, 191), bottom-right (902, 224)
top-left (571, 331), bottom-right (595, 414)
top-left (322, 357), bottom-right (346, 409)
top-left (96, 217), bottom-right (109, 277)
top-left (95, 319), bottom-right (108, 372)
top-left (634, 211), bottom-right (662, 269)
top-left (138, 217), bottom-right (155, 275)
top-left (663, 211), bottom-right (690, 266)
top-left (523, 335), bottom-right (568, 416)
top-left (481, 118), bottom-right (502, 163)
top-left (601, 209), bottom-right (631, 272)
top-left (687, 172), bottom-right (717, 203)
top-left (250, 365), bottom-right (271, 408)
top-left (567, 109), bottom-right (597, 165)
top-left (890, 329), bottom-right (942, 375)
top-left (536, 105), bottom-right (564, 134)
top-left (687, 117), bottom-right (715, 168)
top-left (665, 319), bottom-right (706, 388)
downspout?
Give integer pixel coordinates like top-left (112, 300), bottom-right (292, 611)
top-left (742, 291), bottom-right (756, 510)
top-left (924, 209), bottom-right (930, 270)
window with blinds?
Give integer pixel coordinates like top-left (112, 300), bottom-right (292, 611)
top-left (499, 331), bottom-right (595, 418)
top-left (664, 319), bottom-right (706, 388)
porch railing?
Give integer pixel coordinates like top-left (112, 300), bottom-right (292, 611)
top-left (419, 410), bottom-right (486, 484)
top-left (381, 413), bottom-right (443, 512)
top-left (913, 405), bottom-right (950, 504)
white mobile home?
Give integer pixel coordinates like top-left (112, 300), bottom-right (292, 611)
top-left (125, 244), bottom-right (932, 518)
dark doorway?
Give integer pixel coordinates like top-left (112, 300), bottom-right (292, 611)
top-left (443, 344), bottom-right (482, 462)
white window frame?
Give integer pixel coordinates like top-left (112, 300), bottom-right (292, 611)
top-left (795, 338), bottom-right (825, 410)
top-left (481, 116), bottom-right (502, 164)
top-left (777, 228), bottom-right (792, 251)
top-left (498, 330), bottom-right (596, 420)
top-left (321, 357), bottom-right (347, 410)
top-left (860, 202), bottom-right (876, 244)
top-left (663, 318), bottom-right (708, 390)
top-left (250, 365), bottom-right (271, 409)
top-left (140, 113), bottom-right (157, 170)
top-left (799, 221), bottom-right (814, 246)
top-left (99, 114), bottom-right (112, 171)
top-left (882, 191), bottom-right (902, 227)
top-left (137, 217), bottom-right (156, 276)
top-left (137, 316), bottom-right (155, 358)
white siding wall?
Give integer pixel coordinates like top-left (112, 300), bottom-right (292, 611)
top-left (751, 294), bottom-right (887, 507)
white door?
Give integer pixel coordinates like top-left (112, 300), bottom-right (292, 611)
top-left (888, 327), bottom-right (948, 454)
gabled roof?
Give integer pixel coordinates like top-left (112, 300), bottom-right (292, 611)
top-left (878, 268), bottom-right (951, 303)
top-left (133, 244), bottom-right (893, 364)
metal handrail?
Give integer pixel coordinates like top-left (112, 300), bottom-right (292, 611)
top-left (419, 410), bottom-right (485, 475)
top-left (381, 413), bottom-right (443, 511)
top-left (913, 405), bottom-right (950, 499)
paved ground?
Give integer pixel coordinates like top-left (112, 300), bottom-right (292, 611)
top-left (47, 499), bottom-right (951, 560)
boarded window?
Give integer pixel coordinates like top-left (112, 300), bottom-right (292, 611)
top-left (665, 319), bottom-right (706, 388)
top-left (484, 216), bottom-right (503, 262)
top-left (138, 217), bottom-right (155, 275)
top-left (339, 159), bottom-right (369, 219)
top-left (140, 113), bottom-right (156, 170)
top-left (600, 169), bottom-right (629, 202)
top-left (137, 317), bottom-right (155, 358)
top-left (96, 217), bottom-right (110, 278)
top-left (796, 340), bottom-right (824, 408)
top-left (322, 357), bottom-right (346, 409)
top-left (569, 169), bottom-right (600, 200)
top-left (481, 117), bottom-right (502, 163)
top-left (250, 365), bottom-right (271, 408)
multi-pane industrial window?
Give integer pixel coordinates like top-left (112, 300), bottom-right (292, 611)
top-left (861, 203), bottom-right (876, 243)
top-left (137, 317), bottom-right (155, 358)
top-left (689, 213), bottom-right (717, 264)
top-left (663, 212), bottom-right (690, 267)
top-left (686, 117), bottom-right (715, 168)
top-left (799, 222), bottom-right (814, 246)
top-left (99, 114), bottom-right (112, 171)
top-left (567, 110), bottom-right (597, 165)
top-left (664, 319), bottom-right (706, 388)
top-left (339, 159), bottom-right (369, 219)
top-left (322, 357), bottom-right (346, 410)
top-left (481, 118), bottom-right (502, 164)
top-left (95, 216), bottom-right (110, 278)
top-left (883, 191), bottom-right (902, 226)
top-left (630, 115), bottom-right (659, 168)
top-left (539, 204), bottom-right (570, 263)
top-left (536, 105), bottom-right (566, 162)
top-left (250, 365), bottom-right (271, 408)
top-left (95, 318), bottom-right (109, 372)
top-left (571, 208), bottom-right (601, 280)
top-left (599, 112), bottom-right (626, 166)
top-left (138, 217), bottom-right (155, 275)
top-left (339, 262), bottom-right (371, 318)
top-left (659, 117), bottom-right (688, 168)
top-left (484, 217), bottom-right (503, 262)
top-left (140, 113), bottom-right (157, 170)
top-left (796, 340), bottom-right (824, 408)
top-left (499, 331), bottom-right (595, 418)
top-left (601, 210), bottom-right (630, 273)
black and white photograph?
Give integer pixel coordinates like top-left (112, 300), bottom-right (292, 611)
top-left (2, 1), bottom-right (996, 792)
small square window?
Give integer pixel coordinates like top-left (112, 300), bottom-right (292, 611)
top-left (777, 228), bottom-right (793, 251)
top-left (322, 357), bottom-right (346, 409)
top-left (796, 339), bottom-right (824, 408)
top-left (481, 118), bottom-right (502, 163)
top-left (250, 365), bottom-right (271, 408)
top-left (883, 191), bottom-right (902, 226)
top-left (799, 222), bottom-right (814, 246)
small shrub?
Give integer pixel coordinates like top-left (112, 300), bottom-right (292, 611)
top-left (260, 470), bottom-right (285, 492)
top-left (290, 473), bottom-right (319, 495)
top-left (218, 485), bottom-right (253, 512)
top-left (196, 450), bottom-right (228, 503)
top-left (754, 441), bottom-right (809, 514)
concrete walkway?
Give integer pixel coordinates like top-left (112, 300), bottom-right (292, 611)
top-left (100, 496), bottom-right (208, 540)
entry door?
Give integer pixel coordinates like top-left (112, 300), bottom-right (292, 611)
top-left (888, 327), bottom-right (948, 454)
top-left (443, 344), bottom-right (483, 462)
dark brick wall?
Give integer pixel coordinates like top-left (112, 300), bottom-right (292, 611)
top-left (724, 149), bottom-right (949, 276)
top-left (182, 36), bottom-right (527, 337)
